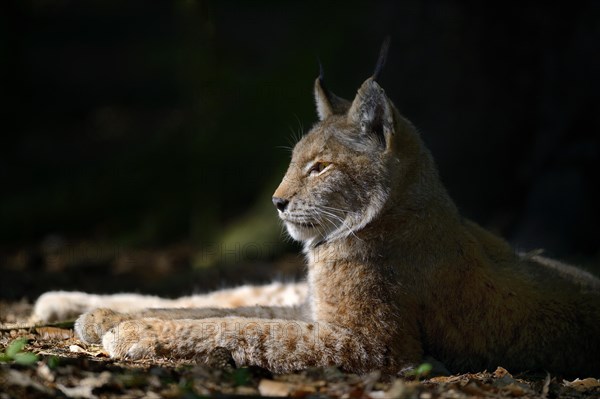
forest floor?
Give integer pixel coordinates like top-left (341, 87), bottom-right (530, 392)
top-left (1, 243), bottom-right (599, 398)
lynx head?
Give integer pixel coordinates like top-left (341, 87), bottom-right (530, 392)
top-left (273, 46), bottom-right (424, 248)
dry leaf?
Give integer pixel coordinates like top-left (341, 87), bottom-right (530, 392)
top-left (563, 378), bottom-right (600, 392)
top-left (36, 327), bottom-right (74, 340)
top-left (428, 375), bottom-right (459, 383)
top-left (259, 379), bottom-right (295, 397)
top-left (69, 344), bottom-right (86, 353)
top-left (258, 379), bottom-right (316, 397)
top-left (493, 367), bottom-right (512, 378)
top-left (68, 344), bottom-right (108, 357)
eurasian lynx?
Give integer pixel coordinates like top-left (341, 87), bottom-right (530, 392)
top-left (33, 44), bottom-right (600, 377)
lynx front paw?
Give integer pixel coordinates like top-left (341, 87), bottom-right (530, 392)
top-left (75, 308), bottom-right (130, 344)
top-left (102, 320), bottom-right (158, 359)
top-left (31, 291), bottom-right (96, 323)
top-left (100, 319), bottom-right (217, 362)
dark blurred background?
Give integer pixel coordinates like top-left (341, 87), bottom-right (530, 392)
top-left (1, 0), bottom-right (599, 301)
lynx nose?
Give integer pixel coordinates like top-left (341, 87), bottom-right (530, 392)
top-left (272, 197), bottom-right (289, 212)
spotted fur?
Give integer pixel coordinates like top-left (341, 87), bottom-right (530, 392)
top-left (33, 55), bottom-right (600, 377)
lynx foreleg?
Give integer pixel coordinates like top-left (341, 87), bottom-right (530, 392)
top-left (75, 305), bottom-right (307, 344)
top-left (101, 317), bottom-right (386, 373)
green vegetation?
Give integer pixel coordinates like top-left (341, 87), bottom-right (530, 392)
top-left (0, 338), bottom-right (39, 366)
top-left (405, 363), bottom-right (433, 380)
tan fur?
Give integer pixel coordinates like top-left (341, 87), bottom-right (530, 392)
top-left (33, 56), bottom-right (599, 377)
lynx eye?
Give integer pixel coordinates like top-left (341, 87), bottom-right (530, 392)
top-left (308, 161), bottom-right (332, 176)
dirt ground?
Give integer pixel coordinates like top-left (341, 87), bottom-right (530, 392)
top-left (1, 303), bottom-right (599, 399)
top-left (1, 244), bottom-right (599, 398)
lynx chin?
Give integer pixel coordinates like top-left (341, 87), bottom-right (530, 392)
top-left (32, 43), bottom-right (600, 377)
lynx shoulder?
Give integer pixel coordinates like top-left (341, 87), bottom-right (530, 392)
top-left (32, 45), bottom-right (600, 377)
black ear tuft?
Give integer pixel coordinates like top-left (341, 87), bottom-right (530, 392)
top-left (317, 57), bottom-right (331, 96)
top-left (318, 57), bottom-right (325, 84)
top-left (372, 36), bottom-right (391, 82)
top-left (314, 59), bottom-right (352, 120)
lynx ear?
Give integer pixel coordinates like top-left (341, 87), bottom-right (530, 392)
top-left (314, 65), bottom-right (351, 120)
top-left (347, 78), bottom-right (395, 149)
top-left (372, 36), bottom-right (390, 83)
